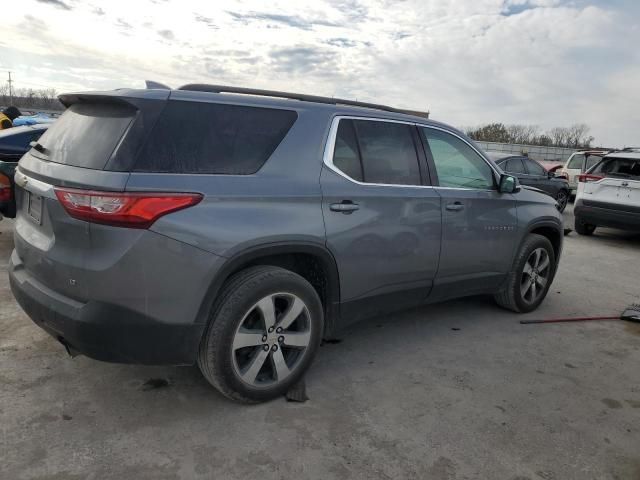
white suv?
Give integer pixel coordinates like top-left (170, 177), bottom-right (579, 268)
top-left (560, 150), bottom-right (609, 197)
top-left (574, 149), bottom-right (640, 235)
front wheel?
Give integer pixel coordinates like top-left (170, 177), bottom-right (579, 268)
top-left (198, 266), bottom-right (324, 403)
top-left (494, 234), bottom-right (556, 313)
top-left (556, 190), bottom-right (569, 213)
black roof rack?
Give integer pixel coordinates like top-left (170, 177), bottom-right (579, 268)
top-left (177, 83), bottom-right (429, 118)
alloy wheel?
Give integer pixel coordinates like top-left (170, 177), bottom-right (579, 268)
top-left (520, 247), bottom-right (551, 304)
top-left (556, 191), bottom-right (568, 212)
top-left (231, 293), bottom-right (312, 388)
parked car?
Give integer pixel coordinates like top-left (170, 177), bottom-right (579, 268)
top-left (559, 150), bottom-right (610, 197)
top-left (489, 153), bottom-right (571, 212)
top-left (13, 113), bottom-right (57, 127)
top-left (574, 148), bottom-right (640, 235)
top-left (9, 85), bottom-right (563, 403)
top-left (0, 124), bottom-right (49, 219)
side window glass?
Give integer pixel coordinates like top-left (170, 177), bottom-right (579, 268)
top-left (505, 158), bottom-right (525, 174)
top-left (421, 128), bottom-right (494, 189)
top-left (353, 120), bottom-right (421, 186)
top-left (585, 155), bottom-right (600, 170)
top-left (567, 154), bottom-right (584, 169)
top-left (332, 120), bottom-right (363, 181)
top-left (524, 159), bottom-right (545, 176)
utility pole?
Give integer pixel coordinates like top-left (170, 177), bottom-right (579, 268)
top-left (7, 71), bottom-right (13, 105)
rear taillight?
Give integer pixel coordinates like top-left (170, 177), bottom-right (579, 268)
top-left (0, 173), bottom-right (11, 202)
top-left (578, 174), bottom-right (604, 183)
top-left (54, 188), bottom-right (202, 229)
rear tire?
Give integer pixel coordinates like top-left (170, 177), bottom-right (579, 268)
top-left (575, 217), bottom-right (596, 236)
top-left (494, 234), bottom-right (556, 313)
top-left (198, 266), bottom-right (323, 403)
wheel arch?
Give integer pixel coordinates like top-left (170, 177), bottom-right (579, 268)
top-left (196, 242), bottom-right (341, 338)
top-left (525, 221), bottom-right (563, 266)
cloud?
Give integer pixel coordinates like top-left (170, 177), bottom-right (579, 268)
top-left (158, 29), bottom-right (175, 40)
top-left (115, 18), bottom-right (132, 30)
top-left (35, 0), bottom-right (72, 10)
top-left (269, 46), bottom-right (337, 74)
top-left (194, 14), bottom-right (218, 28)
top-left (227, 11), bottom-right (340, 30)
top-left (4, 0), bottom-right (640, 146)
top-left (325, 37), bottom-right (357, 48)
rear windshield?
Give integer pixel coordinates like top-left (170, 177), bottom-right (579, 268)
top-left (591, 157), bottom-right (640, 178)
top-left (133, 101), bottom-right (297, 174)
top-left (33, 103), bottom-right (135, 169)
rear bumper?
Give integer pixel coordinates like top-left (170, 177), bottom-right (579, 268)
top-left (9, 251), bottom-right (205, 365)
top-left (574, 199), bottom-right (640, 231)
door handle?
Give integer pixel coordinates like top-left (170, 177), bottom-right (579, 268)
top-left (445, 202), bottom-right (464, 212)
top-left (330, 201), bottom-right (359, 213)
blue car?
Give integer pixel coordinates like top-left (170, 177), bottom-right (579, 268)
top-left (0, 125), bottom-right (49, 219)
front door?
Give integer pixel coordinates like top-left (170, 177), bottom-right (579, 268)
top-left (419, 127), bottom-right (518, 300)
top-left (321, 118), bottom-right (442, 323)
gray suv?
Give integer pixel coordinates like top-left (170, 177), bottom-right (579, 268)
top-left (9, 84), bottom-right (563, 403)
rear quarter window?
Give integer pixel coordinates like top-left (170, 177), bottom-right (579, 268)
top-left (134, 101), bottom-right (297, 174)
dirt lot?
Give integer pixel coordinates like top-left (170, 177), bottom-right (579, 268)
top-left (1, 205), bottom-right (639, 480)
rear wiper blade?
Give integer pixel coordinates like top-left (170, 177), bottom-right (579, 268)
top-left (29, 141), bottom-right (49, 156)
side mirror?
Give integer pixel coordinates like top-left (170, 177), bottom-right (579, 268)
top-left (548, 170), bottom-right (556, 178)
top-left (499, 174), bottom-right (520, 194)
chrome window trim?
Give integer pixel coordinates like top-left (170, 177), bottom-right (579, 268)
top-left (322, 115), bottom-right (501, 191)
top-left (322, 115), bottom-right (433, 189)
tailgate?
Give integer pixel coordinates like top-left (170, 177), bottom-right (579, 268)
top-left (12, 91), bottom-right (167, 301)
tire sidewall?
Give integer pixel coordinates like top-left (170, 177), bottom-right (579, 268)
top-left (208, 270), bottom-right (323, 402)
top-left (512, 236), bottom-right (556, 313)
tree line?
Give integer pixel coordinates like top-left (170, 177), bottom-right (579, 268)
top-left (0, 86), bottom-right (64, 111)
top-left (464, 123), bottom-right (594, 149)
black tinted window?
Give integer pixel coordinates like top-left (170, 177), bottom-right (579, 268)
top-left (332, 120), bottom-right (363, 181)
top-left (353, 120), bottom-right (421, 185)
top-left (585, 155), bottom-right (601, 170)
top-left (135, 101), bottom-right (297, 174)
top-left (33, 103), bottom-right (135, 169)
top-left (524, 159), bottom-right (545, 175)
top-left (505, 158), bottom-right (525, 174)
top-left (593, 157), bottom-right (640, 178)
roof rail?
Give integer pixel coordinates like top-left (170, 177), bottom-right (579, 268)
top-left (177, 83), bottom-right (429, 118)
top-left (622, 146), bottom-right (640, 152)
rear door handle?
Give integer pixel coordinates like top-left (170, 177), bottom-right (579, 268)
top-left (330, 201), bottom-right (359, 213)
top-left (445, 202), bottom-right (464, 212)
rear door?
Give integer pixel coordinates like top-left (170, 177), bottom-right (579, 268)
top-left (502, 157), bottom-right (528, 186)
top-left (419, 127), bottom-right (517, 298)
top-left (321, 117), bottom-right (442, 320)
top-left (523, 158), bottom-right (555, 196)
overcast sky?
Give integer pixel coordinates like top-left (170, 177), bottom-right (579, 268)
top-left (2, 0), bottom-right (638, 146)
